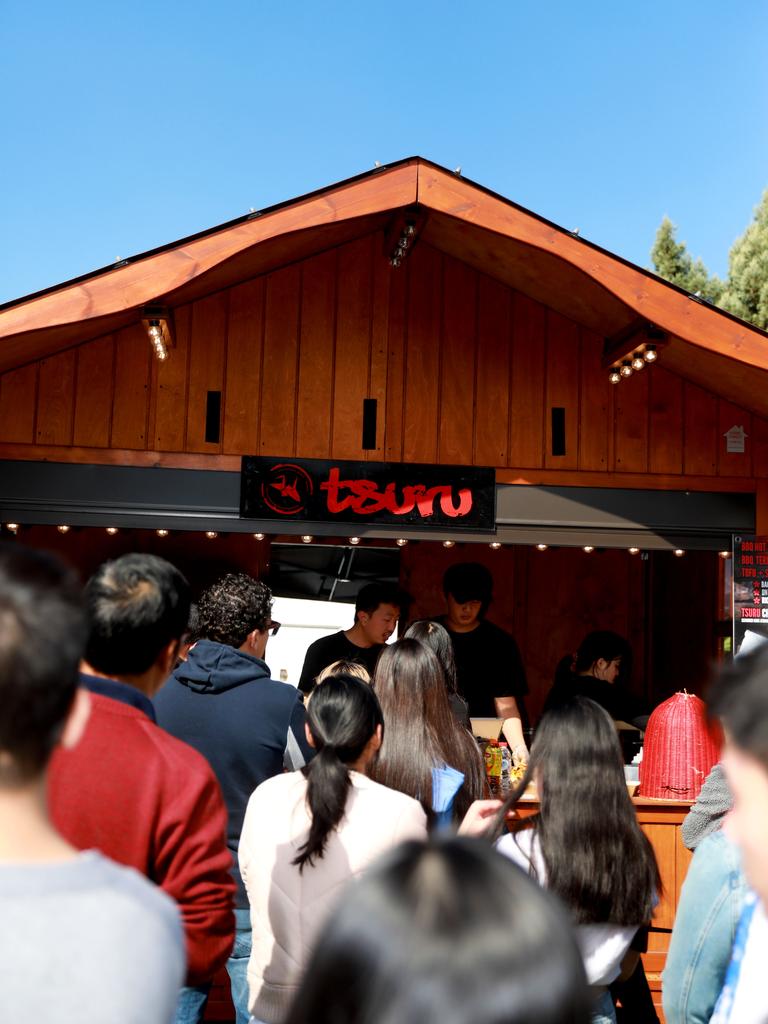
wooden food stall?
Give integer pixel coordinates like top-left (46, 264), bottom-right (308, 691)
top-left (0, 157), bottom-right (761, 1019)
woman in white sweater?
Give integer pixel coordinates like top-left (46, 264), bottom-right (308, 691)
top-left (239, 674), bottom-right (427, 1024)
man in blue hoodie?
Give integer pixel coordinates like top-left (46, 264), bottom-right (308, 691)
top-left (155, 573), bottom-right (313, 1024)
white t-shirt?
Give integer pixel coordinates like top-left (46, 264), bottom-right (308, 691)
top-left (496, 829), bottom-right (639, 986)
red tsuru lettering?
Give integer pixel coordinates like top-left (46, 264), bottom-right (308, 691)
top-left (320, 467), bottom-right (473, 518)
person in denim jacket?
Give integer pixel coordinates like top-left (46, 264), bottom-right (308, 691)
top-left (663, 829), bottom-right (746, 1023)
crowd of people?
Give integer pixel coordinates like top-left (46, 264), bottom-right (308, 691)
top-left (0, 543), bottom-right (767, 1024)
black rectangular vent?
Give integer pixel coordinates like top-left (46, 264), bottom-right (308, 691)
top-left (551, 407), bottom-right (566, 456)
top-left (362, 398), bottom-right (378, 450)
top-left (205, 391), bottom-right (222, 444)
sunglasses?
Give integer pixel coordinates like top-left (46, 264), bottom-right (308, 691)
top-left (267, 620), bottom-right (281, 636)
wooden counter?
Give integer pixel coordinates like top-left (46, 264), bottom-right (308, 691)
top-left (515, 794), bottom-right (692, 1020)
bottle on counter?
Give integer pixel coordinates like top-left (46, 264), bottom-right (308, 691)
top-left (499, 742), bottom-right (512, 786)
top-left (484, 739), bottom-right (502, 793)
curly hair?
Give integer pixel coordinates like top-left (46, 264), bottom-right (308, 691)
top-left (195, 573), bottom-right (272, 648)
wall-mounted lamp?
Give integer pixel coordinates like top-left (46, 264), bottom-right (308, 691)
top-left (141, 306), bottom-right (174, 362)
top-left (396, 538), bottom-right (408, 547)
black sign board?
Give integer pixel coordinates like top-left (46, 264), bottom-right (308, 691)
top-left (733, 535), bottom-right (768, 655)
top-left (240, 456), bottom-right (496, 532)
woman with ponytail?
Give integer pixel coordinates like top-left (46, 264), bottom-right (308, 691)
top-left (238, 674), bottom-right (427, 1024)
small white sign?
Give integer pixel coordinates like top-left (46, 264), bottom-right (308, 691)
top-left (724, 425), bottom-right (747, 454)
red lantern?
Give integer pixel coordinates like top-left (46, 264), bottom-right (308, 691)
top-left (639, 692), bottom-right (720, 800)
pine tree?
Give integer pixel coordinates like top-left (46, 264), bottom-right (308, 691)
top-left (651, 217), bottom-right (723, 302)
top-left (718, 190), bottom-right (768, 330)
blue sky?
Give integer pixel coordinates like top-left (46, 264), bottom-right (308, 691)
top-left (1, 0), bottom-right (766, 304)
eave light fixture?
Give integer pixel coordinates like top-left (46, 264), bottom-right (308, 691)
top-left (535, 543), bottom-right (548, 551)
top-left (608, 340), bottom-right (661, 384)
top-left (349, 537), bottom-right (361, 546)
top-left (156, 529), bottom-right (169, 538)
top-left (301, 535), bottom-right (313, 544)
top-left (57, 524), bottom-right (71, 534)
top-left (253, 533), bottom-right (265, 541)
top-left (141, 306), bottom-right (173, 362)
top-left (489, 541), bottom-right (502, 550)
top-left (205, 531), bottom-right (218, 539)
top-left (583, 545), bottom-right (595, 553)
top-left (443, 540), bottom-right (455, 548)
top-left (674, 548), bottom-right (685, 557)
top-left (395, 538), bottom-right (408, 547)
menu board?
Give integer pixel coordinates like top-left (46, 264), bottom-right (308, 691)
top-left (733, 536), bottom-right (768, 655)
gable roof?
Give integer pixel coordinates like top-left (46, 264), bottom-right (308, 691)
top-left (1, 157), bottom-right (767, 415)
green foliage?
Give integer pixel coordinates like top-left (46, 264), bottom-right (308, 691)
top-left (651, 217), bottom-right (723, 303)
top-left (718, 190), bottom-right (768, 331)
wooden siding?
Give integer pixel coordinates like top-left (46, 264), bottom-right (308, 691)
top-left (0, 232), bottom-right (765, 483)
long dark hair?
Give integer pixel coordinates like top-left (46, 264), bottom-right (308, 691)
top-left (404, 619), bottom-right (459, 694)
top-left (501, 696), bottom-right (659, 925)
top-left (554, 630), bottom-right (632, 687)
top-left (293, 674), bottom-right (384, 872)
top-left (284, 836), bottom-right (591, 1024)
top-left (370, 639), bottom-right (485, 824)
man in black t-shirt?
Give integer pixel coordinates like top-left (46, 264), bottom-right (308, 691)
top-left (298, 583), bottom-right (403, 694)
top-left (441, 563), bottom-right (528, 762)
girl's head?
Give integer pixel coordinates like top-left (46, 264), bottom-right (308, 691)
top-left (572, 630), bottom-right (631, 684)
top-left (372, 639), bottom-right (485, 823)
top-left (374, 637), bottom-right (452, 723)
top-left (530, 694), bottom-right (625, 801)
top-left (284, 836), bottom-right (591, 1024)
top-left (294, 674), bottom-right (384, 871)
top-left (403, 619), bottom-right (458, 693)
top-left (315, 659), bottom-right (371, 685)
top-left (506, 697), bottom-right (659, 926)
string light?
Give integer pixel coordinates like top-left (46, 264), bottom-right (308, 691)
top-left (205, 531), bottom-right (218, 539)
top-left (489, 542), bottom-right (502, 550)
top-left (57, 525), bottom-right (71, 534)
top-left (396, 538), bottom-right (408, 547)
top-left (719, 550), bottom-right (731, 559)
top-left (620, 361), bottom-right (633, 379)
top-left (628, 547), bottom-right (640, 555)
top-left (6, 523), bottom-right (19, 534)
top-left (253, 533), bottom-right (265, 541)
top-left (644, 344), bottom-right (658, 363)
top-left (301, 535), bottom-right (313, 544)
top-left (535, 544), bottom-right (548, 551)
top-left (631, 353), bottom-right (645, 371)
top-left (609, 368), bottom-right (622, 384)
top-left (106, 527), bottom-right (119, 535)
top-left (583, 545), bottom-right (595, 553)
top-left (156, 529), bottom-right (169, 538)
top-left (674, 548), bottom-right (685, 557)
top-left (443, 540), bottom-right (455, 548)
top-left (349, 537), bottom-right (361, 545)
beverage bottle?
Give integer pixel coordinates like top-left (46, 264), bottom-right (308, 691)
top-left (484, 739), bottom-right (502, 793)
top-left (499, 742), bottom-right (512, 786)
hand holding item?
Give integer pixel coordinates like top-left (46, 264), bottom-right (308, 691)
top-left (458, 799), bottom-right (516, 837)
top-left (512, 743), bottom-right (529, 768)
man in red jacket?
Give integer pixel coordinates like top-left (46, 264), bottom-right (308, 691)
top-left (48, 553), bottom-right (235, 1020)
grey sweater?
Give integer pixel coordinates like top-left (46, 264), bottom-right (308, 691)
top-left (681, 763), bottom-right (732, 850)
top-left (0, 850), bottom-right (184, 1023)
